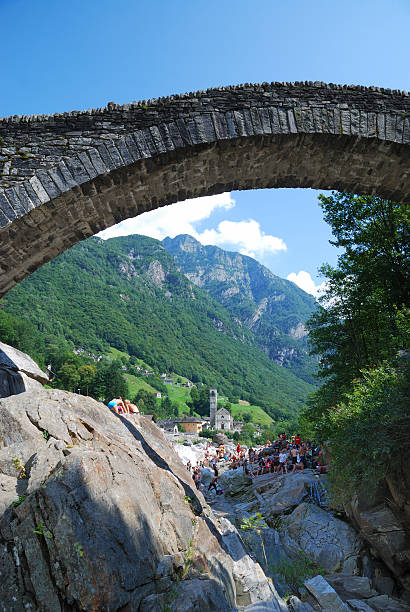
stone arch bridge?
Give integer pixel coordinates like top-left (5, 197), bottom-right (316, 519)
top-left (0, 81), bottom-right (409, 297)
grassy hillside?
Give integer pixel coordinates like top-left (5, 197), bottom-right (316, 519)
top-left (166, 384), bottom-right (191, 413)
top-left (124, 374), bottom-right (157, 396)
top-left (230, 403), bottom-right (273, 426)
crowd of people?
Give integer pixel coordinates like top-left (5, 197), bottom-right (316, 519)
top-left (185, 433), bottom-right (325, 493)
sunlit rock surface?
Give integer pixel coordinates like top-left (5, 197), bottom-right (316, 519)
top-left (0, 387), bottom-right (288, 611)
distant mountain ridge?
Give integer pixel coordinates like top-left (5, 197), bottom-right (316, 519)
top-left (3, 234), bottom-right (315, 418)
top-left (163, 234), bottom-right (318, 384)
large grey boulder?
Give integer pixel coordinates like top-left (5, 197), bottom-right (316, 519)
top-left (255, 473), bottom-right (317, 521)
top-left (221, 469), bottom-right (317, 517)
top-left (219, 517), bottom-right (288, 612)
top-left (220, 467), bottom-right (252, 498)
top-left (278, 502), bottom-right (362, 574)
top-left (0, 388), bottom-right (288, 611)
top-left (234, 509), bottom-right (295, 597)
top-left (324, 574), bottom-right (378, 600)
top-left (304, 575), bottom-right (350, 611)
top-left (213, 432), bottom-right (229, 446)
top-left (364, 594), bottom-right (410, 611)
top-left (0, 341), bottom-right (48, 398)
top-left (199, 466), bottom-right (215, 486)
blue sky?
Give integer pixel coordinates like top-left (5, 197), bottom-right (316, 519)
top-left (2, 0), bottom-right (409, 294)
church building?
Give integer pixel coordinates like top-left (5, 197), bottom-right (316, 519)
top-left (215, 406), bottom-right (233, 431)
top-left (209, 388), bottom-right (234, 431)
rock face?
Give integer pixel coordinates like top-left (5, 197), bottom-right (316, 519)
top-left (222, 470), bottom-right (318, 519)
top-left (0, 388), bottom-right (286, 611)
top-left (304, 575), bottom-right (350, 611)
top-left (221, 468), bottom-right (368, 599)
top-left (0, 341), bottom-right (48, 398)
top-left (279, 503), bottom-right (362, 574)
top-left (163, 234), bottom-right (317, 385)
top-left (345, 465), bottom-right (410, 595)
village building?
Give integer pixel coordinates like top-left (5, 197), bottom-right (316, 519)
top-left (233, 421), bottom-right (243, 432)
top-left (201, 416), bottom-right (211, 430)
top-left (177, 416), bottom-right (203, 434)
top-left (157, 416), bottom-right (203, 435)
top-left (157, 419), bottom-right (178, 434)
top-left (153, 392), bottom-right (162, 398)
top-left (209, 389), bottom-right (237, 431)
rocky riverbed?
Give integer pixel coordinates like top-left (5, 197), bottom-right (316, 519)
top-left (0, 379), bottom-right (408, 610)
top-left (173, 439), bottom-right (410, 611)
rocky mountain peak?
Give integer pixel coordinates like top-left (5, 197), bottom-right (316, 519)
top-left (162, 234), bottom-right (318, 385)
top-left (163, 234), bottom-right (201, 254)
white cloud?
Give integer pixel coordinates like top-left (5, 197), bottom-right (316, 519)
top-left (197, 219), bottom-right (287, 257)
top-left (287, 270), bottom-right (327, 297)
top-left (98, 192), bottom-right (287, 260)
top-left (98, 193), bottom-right (235, 241)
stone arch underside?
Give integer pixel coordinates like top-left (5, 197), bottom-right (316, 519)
top-left (0, 81), bottom-right (409, 297)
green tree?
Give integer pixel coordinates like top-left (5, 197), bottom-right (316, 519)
top-left (161, 395), bottom-right (174, 418)
top-left (56, 363), bottom-right (81, 391)
top-left (187, 386), bottom-right (210, 416)
top-left (135, 389), bottom-right (157, 414)
top-left (78, 364), bottom-right (97, 394)
top-left (240, 423), bottom-right (256, 445)
top-left (324, 359), bottom-right (409, 502)
top-left (0, 309), bottom-right (45, 366)
top-left (91, 360), bottom-right (129, 402)
top-left (306, 193), bottom-right (409, 423)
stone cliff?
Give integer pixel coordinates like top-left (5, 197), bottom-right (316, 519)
top-left (0, 388), bottom-right (286, 611)
top-left (344, 457), bottom-right (410, 597)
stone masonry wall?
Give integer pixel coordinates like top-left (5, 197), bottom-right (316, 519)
top-left (0, 81), bottom-right (409, 297)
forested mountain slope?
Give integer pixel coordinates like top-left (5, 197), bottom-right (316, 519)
top-left (163, 234), bottom-right (318, 384)
top-left (3, 235), bottom-right (315, 417)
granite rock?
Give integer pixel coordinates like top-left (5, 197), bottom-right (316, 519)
top-left (279, 503), bottom-right (362, 574)
top-left (0, 387), bottom-right (286, 611)
top-left (0, 341), bottom-right (48, 398)
top-left (304, 575), bottom-right (350, 611)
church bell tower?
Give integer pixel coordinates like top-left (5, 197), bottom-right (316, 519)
top-left (210, 388), bottom-right (217, 428)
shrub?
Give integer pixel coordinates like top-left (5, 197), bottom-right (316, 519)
top-left (324, 359), bottom-right (409, 502)
top-left (271, 551), bottom-right (325, 592)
